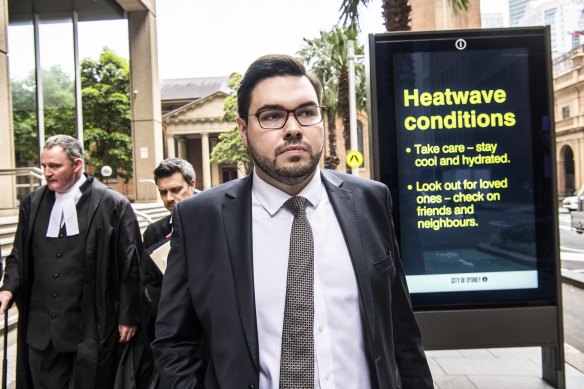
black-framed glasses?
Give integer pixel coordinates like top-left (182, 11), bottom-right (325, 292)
top-left (244, 105), bottom-right (326, 130)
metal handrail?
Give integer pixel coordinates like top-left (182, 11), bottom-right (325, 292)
top-left (0, 167), bottom-right (44, 178)
top-left (133, 209), bottom-right (154, 225)
top-left (0, 167), bottom-right (45, 197)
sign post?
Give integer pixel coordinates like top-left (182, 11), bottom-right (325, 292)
top-left (369, 27), bottom-right (564, 387)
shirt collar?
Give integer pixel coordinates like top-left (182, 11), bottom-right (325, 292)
top-left (252, 167), bottom-right (323, 216)
top-left (54, 173), bottom-right (86, 199)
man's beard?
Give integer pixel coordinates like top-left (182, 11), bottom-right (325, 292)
top-left (248, 139), bottom-right (322, 187)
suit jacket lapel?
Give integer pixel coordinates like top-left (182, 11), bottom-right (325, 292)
top-left (81, 177), bottom-right (106, 237)
top-left (28, 186), bottom-right (50, 239)
top-left (321, 171), bottom-right (377, 346)
top-left (223, 175), bottom-right (259, 369)
top-left (75, 178), bottom-right (94, 236)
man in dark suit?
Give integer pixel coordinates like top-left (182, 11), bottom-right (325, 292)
top-left (142, 158), bottom-right (197, 315)
top-left (152, 54), bottom-right (433, 389)
top-left (0, 135), bottom-right (142, 389)
top-left (138, 158), bottom-right (197, 388)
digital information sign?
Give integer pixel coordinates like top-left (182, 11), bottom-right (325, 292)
top-left (370, 27), bottom-right (559, 310)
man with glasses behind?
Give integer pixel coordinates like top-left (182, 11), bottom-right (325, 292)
top-left (152, 54), bottom-right (432, 389)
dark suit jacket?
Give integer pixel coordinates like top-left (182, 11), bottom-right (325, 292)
top-left (152, 170), bottom-right (433, 389)
top-left (142, 215), bottom-right (171, 314)
top-left (143, 215), bottom-right (172, 250)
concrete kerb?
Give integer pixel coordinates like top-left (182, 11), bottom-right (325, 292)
top-left (562, 269), bottom-right (584, 289)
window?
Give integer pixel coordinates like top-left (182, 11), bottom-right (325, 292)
top-left (562, 106), bottom-right (570, 119)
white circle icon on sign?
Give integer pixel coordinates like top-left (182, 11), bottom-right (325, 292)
top-left (455, 39), bottom-right (467, 50)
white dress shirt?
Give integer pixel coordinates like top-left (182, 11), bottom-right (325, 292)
top-left (251, 169), bottom-right (371, 389)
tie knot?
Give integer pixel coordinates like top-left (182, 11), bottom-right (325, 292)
top-left (284, 196), bottom-right (307, 216)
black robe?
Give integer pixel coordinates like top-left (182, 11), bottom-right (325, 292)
top-left (1, 176), bottom-right (142, 389)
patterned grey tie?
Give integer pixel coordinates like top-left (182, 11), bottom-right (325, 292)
top-left (280, 196), bottom-right (314, 389)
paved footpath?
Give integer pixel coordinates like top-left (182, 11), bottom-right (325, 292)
top-left (429, 346), bottom-right (584, 388)
top-left (1, 267), bottom-right (583, 388)
top-left (1, 340), bottom-right (583, 388)
top-left (429, 269), bottom-right (584, 389)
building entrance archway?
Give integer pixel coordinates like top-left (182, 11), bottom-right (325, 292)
top-left (561, 145), bottom-right (575, 197)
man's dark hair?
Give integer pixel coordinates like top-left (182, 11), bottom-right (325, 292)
top-left (153, 158), bottom-right (196, 185)
top-left (237, 54), bottom-right (323, 118)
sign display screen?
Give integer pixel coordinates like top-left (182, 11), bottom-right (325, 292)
top-left (370, 28), bottom-right (558, 309)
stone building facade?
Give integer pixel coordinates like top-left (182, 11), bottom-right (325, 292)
top-left (554, 46), bottom-right (584, 197)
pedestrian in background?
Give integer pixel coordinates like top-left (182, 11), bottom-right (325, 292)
top-left (140, 157), bottom-right (197, 388)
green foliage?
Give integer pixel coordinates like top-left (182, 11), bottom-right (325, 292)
top-left (210, 73), bottom-right (250, 171)
top-left (298, 26), bottom-right (367, 113)
top-left (81, 48), bottom-right (133, 182)
top-left (450, 0), bottom-right (471, 14)
top-left (12, 66), bottom-right (76, 166)
top-left (11, 74), bottom-right (39, 165)
top-left (210, 128), bottom-right (249, 165)
top-left (220, 73), bottom-right (242, 124)
top-left (298, 26), bottom-right (366, 170)
top-left (10, 48), bottom-right (132, 180)
top-left (338, 0), bottom-right (371, 30)
top-left (339, 0), bottom-right (470, 33)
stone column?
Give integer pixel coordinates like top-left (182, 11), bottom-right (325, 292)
top-left (166, 134), bottom-right (176, 158)
top-left (127, 8), bottom-right (163, 202)
top-left (201, 133), bottom-right (211, 189)
top-left (177, 138), bottom-right (187, 159)
top-left (557, 145), bottom-right (566, 197)
top-left (0, 0), bottom-right (16, 209)
top-left (577, 138), bottom-right (582, 189)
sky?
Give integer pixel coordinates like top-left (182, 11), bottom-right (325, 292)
top-left (8, 0), bottom-right (386, 80)
top-left (153, 0), bottom-right (506, 79)
top-left (155, 0), bottom-right (386, 79)
top-left (8, 0), bottom-right (510, 81)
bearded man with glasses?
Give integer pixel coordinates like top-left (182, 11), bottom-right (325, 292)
top-left (152, 54), bottom-right (432, 389)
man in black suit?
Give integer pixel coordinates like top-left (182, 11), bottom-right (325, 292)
top-left (142, 158), bottom-right (197, 314)
top-left (0, 135), bottom-right (142, 389)
top-left (152, 54), bottom-right (433, 388)
top-left (139, 158), bottom-right (197, 388)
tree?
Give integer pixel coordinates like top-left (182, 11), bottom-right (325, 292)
top-left (12, 73), bottom-right (40, 166)
top-left (210, 73), bottom-right (251, 176)
top-left (339, 0), bottom-right (470, 32)
top-left (11, 65), bottom-right (76, 166)
top-left (11, 48), bottom-right (132, 179)
top-left (81, 48), bottom-right (133, 182)
top-left (298, 26), bottom-right (367, 172)
top-left (382, 0), bottom-right (412, 31)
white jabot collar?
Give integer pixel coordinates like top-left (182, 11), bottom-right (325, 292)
top-left (46, 174), bottom-right (87, 237)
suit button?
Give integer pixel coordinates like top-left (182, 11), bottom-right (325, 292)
top-left (56, 253), bottom-right (62, 258)
top-left (50, 313), bottom-right (56, 319)
top-left (52, 292), bottom-right (57, 299)
top-left (58, 234), bottom-right (64, 239)
top-left (53, 273), bottom-right (59, 279)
